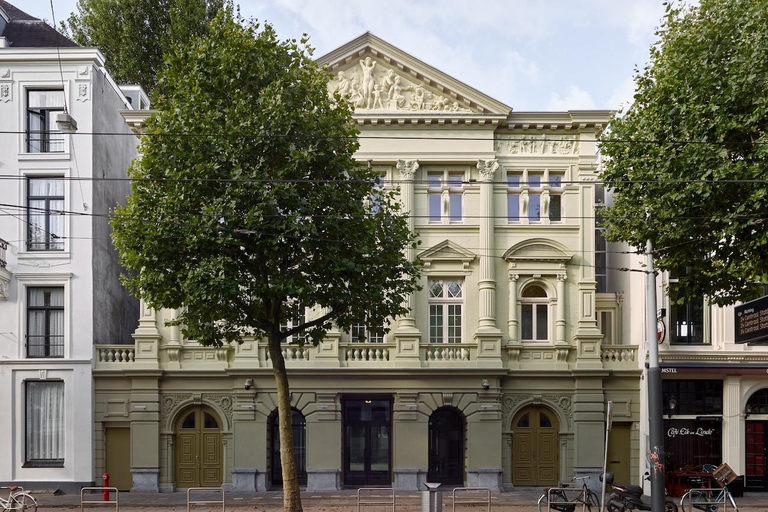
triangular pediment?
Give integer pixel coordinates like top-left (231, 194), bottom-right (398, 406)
top-left (317, 32), bottom-right (511, 118)
top-left (418, 240), bottom-right (476, 264)
top-left (503, 239), bottom-right (573, 262)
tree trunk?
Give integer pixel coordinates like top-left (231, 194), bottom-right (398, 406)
top-left (268, 335), bottom-right (303, 512)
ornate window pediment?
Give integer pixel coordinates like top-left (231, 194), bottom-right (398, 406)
top-left (503, 238), bottom-right (573, 264)
top-left (418, 240), bottom-right (476, 272)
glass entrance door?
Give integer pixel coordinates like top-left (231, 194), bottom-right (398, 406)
top-left (343, 398), bottom-right (391, 486)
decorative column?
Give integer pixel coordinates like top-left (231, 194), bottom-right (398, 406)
top-left (477, 159), bottom-right (499, 330)
top-left (133, 298), bottom-right (161, 369)
top-left (508, 273), bottom-right (520, 342)
top-left (393, 160), bottom-right (422, 366)
top-left (556, 272), bottom-right (567, 345)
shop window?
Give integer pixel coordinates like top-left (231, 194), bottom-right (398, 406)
top-left (521, 284), bottom-right (549, 342)
top-left (662, 380), bottom-right (723, 416)
top-left (25, 380), bottom-right (65, 467)
top-left (428, 279), bottom-right (463, 343)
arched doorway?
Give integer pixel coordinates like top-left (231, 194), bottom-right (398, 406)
top-left (512, 405), bottom-right (559, 486)
top-left (269, 408), bottom-right (307, 487)
top-left (175, 406), bottom-right (223, 488)
top-left (745, 388), bottom-right (768, 491)
top-left (428, 408), bottom-right (464, 485)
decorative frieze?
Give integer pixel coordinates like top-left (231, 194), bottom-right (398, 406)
top-left (495, 135), bottom-right (579, 156)
top-left (330, 58), bottom-right (474, 113)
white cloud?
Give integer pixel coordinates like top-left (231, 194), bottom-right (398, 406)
top-left (548, 86), bottom-right (597, 111)
top-left (606, 76), bottom-right (638, 111)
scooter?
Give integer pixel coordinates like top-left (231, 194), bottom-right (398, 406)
top-left (602, 472), bottom-right (678, 512)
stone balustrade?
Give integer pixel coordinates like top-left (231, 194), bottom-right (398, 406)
top-left (96, 345), bottom-right (136, 365)
top-left (600, 345), bottom-right (639, 368)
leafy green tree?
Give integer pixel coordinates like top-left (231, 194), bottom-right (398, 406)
top-left (110, 12), bottom-right (420, 511)
top-left (62, 0), bottom-right (228, 98)
top-left (599, 0), bottom-right (768, 305)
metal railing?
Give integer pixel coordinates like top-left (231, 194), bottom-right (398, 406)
top-left (541, 487), bottom-right (587, 512)
top-left (187, 487), bottom-right (225, 512)
top-left (680, 487), bottom-right (737, 512)
top-left (452, 487), bottom-right (491, 512)
top-left (357, 487), bottom-right (395, 512)
top-left (0, 237), bottom-right (7, 268)
top-left (80, 487), bottom-right (118, 512)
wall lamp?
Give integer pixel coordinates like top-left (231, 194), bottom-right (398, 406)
top-left (481, 379), bottom-right (490, 391)
top-left (244, 378), bottom-right (254, 391)
top-left (668, 398), bottom-right (677, 418)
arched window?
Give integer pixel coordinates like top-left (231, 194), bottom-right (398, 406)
top-left (747, 388), bottom-right (768, 415)
top-left (521, 284), bottom-right (549, 342)
top-left (270, 409), bottom-right (307, 486)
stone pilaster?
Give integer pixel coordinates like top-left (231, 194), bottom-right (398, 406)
top-left (476, 159), bottom-right (499, 331)
top-left (132, 299), bottom-right (161, 369)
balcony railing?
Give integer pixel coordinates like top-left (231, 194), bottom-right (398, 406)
top-left (601, 345), bottom-right (639, 369)
top-left (97, 345), bottom-right (136, 364)
top-left (0, 237), bottom-right (7, 268)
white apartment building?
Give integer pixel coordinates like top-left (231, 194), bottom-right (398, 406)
top-left (0, 0), bottom-right (145, 491)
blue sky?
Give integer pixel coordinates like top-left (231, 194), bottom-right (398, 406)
top-left (24, 0), bottom-right (674, 111)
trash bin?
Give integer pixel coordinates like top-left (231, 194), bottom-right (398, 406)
top-left (422, 482), bottom-right (442, 512)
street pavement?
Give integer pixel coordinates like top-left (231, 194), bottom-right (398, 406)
top-left (29, 487), bottom-right (768, 512)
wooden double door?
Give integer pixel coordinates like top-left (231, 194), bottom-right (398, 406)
top-left (512, 406), bottom-right (559, 486)
top-left (746, 421), bottom-right (768, 491)
top-left (175, 406), bottom-right (223, 488)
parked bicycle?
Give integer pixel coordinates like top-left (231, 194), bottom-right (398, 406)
top-left (537, 475), bottom-right (601, 512)
top-left (680, 475), bottom-right (738, 512)
top-left (0, 486), bottom-right (37, 512)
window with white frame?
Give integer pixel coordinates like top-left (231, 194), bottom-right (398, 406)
top-left (27, 287), bottom-right (65, 358)
top-left (350, 321), bottom-right (385, 343)
top-left (25, 380), bottom-right (65, 466)
top-left (280, 305), bottom-right (306, 344)
top-left (548, 173), bottom-right (564, 222)
top-left (597, 308), bottom-right (615, 345)
top-left (595, 183), bottom-right (607, 292)
top-left (26, 90), bottom-right (66, 153)
top-left (507, 174), bottom-right (521, 221)
top-left (669, 269), bottom-right (709, 345)
top-left (527, 174), bottom-right (542, 221)
top-left (427, 171), bottom-right (464, 222)
top-left (370, 174), bottom-right (386, 215)
top-left (27, 177), bottom-right (65, 251)
top-left (521, 284), bottom-right (549, 342)
top-left (428, 278), bottom-right (463, 343)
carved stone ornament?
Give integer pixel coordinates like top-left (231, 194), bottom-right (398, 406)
top-left (0, 84), bottom-right (11, 103)
top-left (502, 393), bottom-right (573, 429)
top-left (329, 58), bottom-right (475, 113)
top-left (76, 83), bottom-right (90, 102)
top-left (495, 135), bottom-right (579, 156)
top-left (205, 394), bottom-right (234, 427)
top-left (0, 278), bottom-right (9, 301)
top-left (161, 393), bottom-right (192, 430)
top-left (396, 159), bottom-right (419, 180)
top-left (477, 159), bottom-right (499, 181)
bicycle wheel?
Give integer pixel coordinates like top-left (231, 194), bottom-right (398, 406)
top-left (539, 489), bottom-right (576, 512)
top-left (665, 497), bottom-right (679, 512)
top-left (725, 490), bottom-right (738, 512)
top-left (584, 490), bottom-right (600, 512)
top-left (10, 492), bottom-right (37, 512)
top-left (681, 489), bottom-right (716, 512)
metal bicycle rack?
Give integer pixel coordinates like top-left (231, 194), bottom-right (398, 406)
top-left (452, 487), bottom-right (491, 512)
top-left (357, 487), bottom-right (395, 512)
top-left (186, 487), bottom-right (225, 512)
top-left (80, 487), bottom-right (119, 512)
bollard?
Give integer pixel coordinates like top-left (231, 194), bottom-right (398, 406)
top-left (422, 482), bottom-right (442, 512)
top-left (102, 473), bottom-right (110, 502)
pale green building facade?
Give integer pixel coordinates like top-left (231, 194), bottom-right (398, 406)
top-left (94, 34), bottom-right (640, 492)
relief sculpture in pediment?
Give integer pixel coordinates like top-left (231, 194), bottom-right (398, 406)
top-left (330, 57), bottom-right (474, 113)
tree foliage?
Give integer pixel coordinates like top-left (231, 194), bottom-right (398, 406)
top-left (110, 12), bottom-right (420, 511)
top-left (62, 0), bottom-right (228, 98)
top-left (599, 0), bottom-right (768, 305)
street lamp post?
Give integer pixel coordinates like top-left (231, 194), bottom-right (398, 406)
top-left (646, 239), bottom-right (665, 512)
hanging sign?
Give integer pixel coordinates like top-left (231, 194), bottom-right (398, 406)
top-left (735, 295), bottom-right (768, 344)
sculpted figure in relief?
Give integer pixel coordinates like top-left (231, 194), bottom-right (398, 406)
top-left (380, 69), bottom-right (396, 99)
top-left (359, 57), bottom-right (377, 109)
top-left (335, 70), bottom-right (351, 97)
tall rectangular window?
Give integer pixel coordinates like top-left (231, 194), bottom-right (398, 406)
top-left (280, 305), bottom-right (306, 344)
top-left (351, 320), bottom-right (384, 343)
top-left (27, 177), bottom-right (65, 251)
top-left (595, 184), bottom-right (607, 292)
top-left (25, 380), bottom-right (65, 466)
top-left (428, 279), bottom-right (463, 343)
top-left (27, 287), bottom-right (65, 358)
top-left (549, 174), bottom-right (564, 221)
top-left (669, 269), bottom-right (708, 345)
top-left (427, 171), bottom-right (463, 222)
top-left (528, 175), bottom-right (542, 221)
top-left (507, 175), bottom-right (521, 221)
top-left (27, 90), bottom-right (65, 153)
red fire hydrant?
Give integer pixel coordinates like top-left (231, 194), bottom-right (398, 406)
top-left (102, 473), bottom-right (110, 502)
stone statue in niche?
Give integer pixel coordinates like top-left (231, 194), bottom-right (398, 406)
top-left (328, 57), bottom-right (475, 113)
